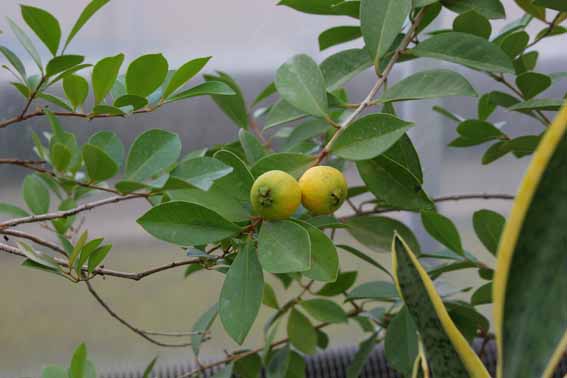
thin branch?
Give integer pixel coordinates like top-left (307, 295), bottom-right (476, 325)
top-left (526, 12), bottom-right (563, 49)
top-left (85, 280), bottom-right (198, 348)
top-left (0, 194), bottom-right (145, 230)
top-left (313, 8), bottom-right (426, 166)
top-left (0, 229), bottom-right (67, 257)
top-left (19, 76), bottom-right (46, 119)
top-left (0, 158), bottom-right (46, 166)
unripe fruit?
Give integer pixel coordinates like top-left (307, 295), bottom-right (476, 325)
top-left (250, 170), bottom-right (302, 220)
top-left (299, 166), bottom-right (347, 215)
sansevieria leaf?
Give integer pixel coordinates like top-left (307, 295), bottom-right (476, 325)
top-left (493, 101), bottom-right (567, 378)
top-left (392, 234), bottom-right (490, 378)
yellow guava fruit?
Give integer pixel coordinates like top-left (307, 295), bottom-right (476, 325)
top-left (299, 166), bottom-right (347, 215)
top-left (250, 170), bottom-right (302, 220)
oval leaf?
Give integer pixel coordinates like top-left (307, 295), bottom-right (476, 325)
top-left (126, 53), bottom-right (168, 97)
top-left (258, 220), bottom-right (311, 273)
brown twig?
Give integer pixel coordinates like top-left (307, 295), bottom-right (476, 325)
top-left (85, 280), bottom-right (199, 347)
top-left (0, 229), bottom-right (68, 257)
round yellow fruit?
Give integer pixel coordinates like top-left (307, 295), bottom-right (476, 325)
top-left (250, 170), bottom-right (302, 220)
top-left (299, 166), bottom-right (347, 215)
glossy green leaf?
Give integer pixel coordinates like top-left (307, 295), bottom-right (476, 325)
top-left (92, 54), bottom-right (124, 104)
top-left (301, 299), bottom-right (347, 323)
top-left (220, 240), bottom-right (264, 344)
top-left (284, 119), bottom-right (331, 150)
top-left (204, 72), bottom-right (248, 128)
top-left (297, 221), bottom-right (339, 282)
top-left (471, 282), bottom-right (492, 306)
top-left (113, 94), bottom-right (147, 110)
top-left (380, 69), bottom-right (477, 103)
top-left (509, 98), bottom-right (563, 112)
top-left (22, 174), bottom-right (49, 214)
top-left (0, 202), bottom-right (29, 218)
top-left (251, 153), bottom-right (315, 178)
top-left (168, 81), bottom-right (235, 102)
top-left (263, 283), bottom-right (279, 309)
top-left (171, 156), bottom-right (233, 191)
top-left (168, 187), bottom-right (249, 222)
top-left (258, 220), bottom-right (311, 273)
top-left (493, 103), bottom-right (567, 378)
top-left (275, 54), bottom-right (329, 117)
top-left (0, 45), bottom-right (26, 81)
top-left (191, 303), bottom-right (218, 357)
top-left (211, 149), bottom-right (255, 203)
top-left (318, 26), bottom-right (361, 51)
top-left (87, 245), bottom-right (111, 274)
top-left (50, 142), bottom-right (71, 172)
top-left (346, 215), bottom-right (420, 254)
top-left (63, 74), bottom-right (88, 110)
top-left (514, 0), bottom-right (546, 21)
top-left (421, 211), bottom-right (464, 255)
top-left (348, 281), bottom-right (398, 301)
top-left (137, 201), bottom-right (240, 246)
top-left (441, 0), bottom-right (506, 19)
top-left (317, 270), bottom-right (358, 296)
top-left (234, 353), bottom-right (262, 378)
top-left (88, 131), bottom-right (124, 166)
top-left (346, 333), bottom-right (378, 378)
top-left (473, 209), bottom-right (505, 256)
top-left (360, 0), bottom-right (411, 67)
top-left (332, 113), bottom-right (413, 160)
top-left (125, 129), bottom-right (181, 182)
top-left (533, 0), bottom-right (567, 11)
top-left (92, 104), bottom-right (125, 115)
top-left (516, 72), bottom-right (551, 99)
top-left (385, 306), bottom-right (419, 376)
top-left (265, 99), bottom-right (306, 129)
top-left (277, 0), bottom-right (359, 17)
top-left (239, 129), bottom-right (267, 164)
top-left (357, 157), bottom-right (434, 211)
top-left (64, 0), bottom-right (110, 50)
top-left (382, 133), bottom-right (423, 183)
top-left (7, 18), bottom-right (42, 70)
top-left (21, 5), bottom-right (61, 56)
top-left (68, 343), bottom-right (87, 378)
top-left (126, 53), bottom-right (168, 97)
top-left (253, 81), bottom-right (276, 106)
top-left (320, 48), bottom-right (372, 91)
top-left (412, 32), bottom-right (514, 73)
top-left (288, 308), bottom-right (317, 355)
top-left (453, 11), bottom-right (492, 38)
top-left (82, 144), bottom-right (119, 182)
top-left (162, 56), bottom-right (211, 98)
top-left (46, 55), bottom-right (84, 77)
top-left (451, 119), bottom-right (505, 146)
top-left (392, 235), bottom-right (491, 377)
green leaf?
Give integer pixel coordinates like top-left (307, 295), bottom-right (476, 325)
top-left (331, 113), bottom-right (413, 160)
top-left (441, 0), bottom-right (506, 19)
top-left (253, 81), bottom-right (276, 106)
top-left (348, 281), bottom-right (398, 301)
top-left (92, 54), bottom-right (124, 104)
top-left (473, 209), bottom-right (505, 256)
top-left (318, 26), bottom-right (361, 51)
top-left (0, 45), bottom-right (26, 81)
top-left (345, 215), bottom-right (420, 254)
top-left (317, 270), bottom-right (358, 296)
top-left (514, 0), bottom-right (546, 21)
top-left (126, 129), bottom-right (181, 182)
top-left (412, 32), bottom-right (514, 73)
top-left (45, 55), bottom-right (84, 78)
top-left (167, 187), bottom-right (249, 222)
top-left (356, 157), bottom-right (434, 211)
top-left (251, 153), bottom-right (315, 178)
top-left (172, 156), bottom-right (233, 191)
top-left (87, 245), bottom-right (111, 274)
top-left (300, 299), bottom-right (347, 323)
top-left (68, 343), bottom-right (87, 378)
top-left (137, 201), bottom-right (240, 246)
top-left (516, 72), bottom-right (551, 99)
top-left (64, 0), bottom-right (110, 51)
top-left (220, 240), bottom-right (264, 344)
top-left (63, 74), bottom-right (88, 110)
top-left (92, 104), bottom-right (125, 115)
top-left (22, 174), bottom-right (49, 214)
top-left (392, 235), bottom-right (491, 377)
top-left (141, 357), bottom-right (158, 378)
top-left (37, 93), bottom-right (72, 111)
top-left (360, 0), bottom-right (411, 67)
top-left (50, 142), bottom-right (71, 172)
top-left (167, 81), bottom-right (235, 102)
top-left (204, 72), bottom-right (248, 129)
top-left (499, 31), bottom-right (529, 58)
top-left (163, 56), bottom-right (211, 98)
top-left (0, 202), bottom-right (29, 218)
top-left (88, 131), bottom-right (124, 166)
top-left (21, 5), bottom-right (61, 56)
top-left (114, 94), bottom-right (147, 110)
top-left (471, 282), bottom-right (492, 306)
top-left (277, 0), bottom-right (359, 17)
top-left (493, 103), bottom-right (567, 378)
top-left (421, 211), bottom-right (464, 255)
top-left (320, 48), bottom-right (372, 91)
top-left (453, 11), bottom-right (492, 38)
top-left (82, 144), bottom-right (119, 182)
top-left (379, 69), bottom-right (477, 103)
top-left (263, 283), bottom-right (280, 309)
top-left (191, 303), bottom-right (218, 357)
top-left (296, 221), bottom-right (339, 282)
top-left (337, 244), bottom-right (392, 278)
top-left (284, 119), bottom-right (331, 150)
top-left (126, 53), bottom-right (168, 97)
top-left (385, 307), bottom-right (419, 376)
top-left (275, 54), bottom-right (329, 117)
top-left (7, 17), bottom-right (42, 71)
top-left (258, 220), bottom-right (311, 273)
top-left (211, 149), bottom-right (255, 204)
top-left (509, 98), bottom-right (563, 111)
top-left (265, 99), bottom-right (306, 129)
top-left (533, 0), bottom-right (567, 11)
top-left (346, 333), bottom-right (378, 378)
top-left (42, 365), bottom-right (67, 378)
top-left (287, 308), bottom-right (317, 355)
top-left (239, 129), bottom-right (267, 164)
top-left (451, 119), bottom-right (505, 147)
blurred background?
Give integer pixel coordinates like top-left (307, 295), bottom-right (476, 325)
top-left (0, 0), bottom-right (564, 376)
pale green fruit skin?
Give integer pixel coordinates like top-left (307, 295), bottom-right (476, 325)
top-left (299, 166), bottom-right (348, 215)
top-left (250, 170), bottom-right (302, 220)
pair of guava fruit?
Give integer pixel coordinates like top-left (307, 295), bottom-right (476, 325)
top-left (250, 166), bottom-right (348, 220)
